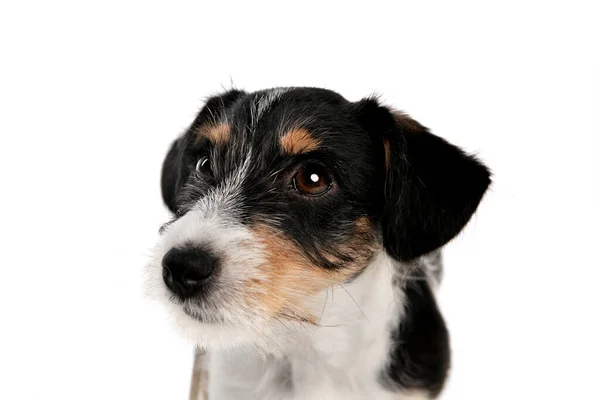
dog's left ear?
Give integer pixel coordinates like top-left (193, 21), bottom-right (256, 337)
top-left (354, 99), bottom-right (491, 261)
top-left (161, 137), bottom-right (184, 213)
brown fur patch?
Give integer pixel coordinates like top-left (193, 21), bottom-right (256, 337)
top-left (319, 217), bottom-right (378, 267)
top-left (383, 138), bottom-right (392, 171)
top-left (280, 128), bottom-right (321, 155)
top-left (246, 218), bottom-right (378, 323)
top-left (189, 349), bottom-right (208, 400)
top-left (383, 111), bottom-right (426, 171)
top-left (194, 123), bottom-right (230, 145)
top-left (392, 111), bottom-right (425, 135)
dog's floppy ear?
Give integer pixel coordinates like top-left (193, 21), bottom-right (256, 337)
top-left (161, 137), bottom-right (183, 213)
top-left (355, 99), bottom-right (491, 261)
top-left (160, 89), bottom-right (246, 214)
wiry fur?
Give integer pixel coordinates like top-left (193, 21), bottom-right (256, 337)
top-left (146, 87), bottom-right (491, 399)
top-left (205, 252), bottom-right (424, 400)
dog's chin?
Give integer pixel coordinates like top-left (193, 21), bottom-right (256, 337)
top-left (155, 293), bottom-right (292, 355)
top-left (165, 299), bottom-right (262, 350)
top-left (181, 304), bottom-right (224, 324)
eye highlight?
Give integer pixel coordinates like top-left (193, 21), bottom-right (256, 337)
top-left (195, 156), bottom-right (211, 174)
top-left (293, 163), bottom-right (333, 196)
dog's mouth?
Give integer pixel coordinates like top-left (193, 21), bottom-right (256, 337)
top-left (181, 301), bottom-right (226, 324)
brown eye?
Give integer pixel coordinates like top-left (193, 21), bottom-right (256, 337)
top-left (293, 164), bottom-right (332, 196)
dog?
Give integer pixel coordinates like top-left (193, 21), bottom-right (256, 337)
top-left (145, 87), bottom-right (491, 399)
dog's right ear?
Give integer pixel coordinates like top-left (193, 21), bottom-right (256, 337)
top-left (160, 89), bottom-right (246, 214)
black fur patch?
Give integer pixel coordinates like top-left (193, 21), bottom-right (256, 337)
top-left (383, 269), bottom-right (450, 397)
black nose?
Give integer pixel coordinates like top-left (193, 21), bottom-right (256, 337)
top-left (162, 247), bottom-right (216, 299)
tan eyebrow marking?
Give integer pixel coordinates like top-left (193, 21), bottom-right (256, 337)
top-left (280, 128), bottom-right (321, 155)
top-left (194, 123), bottom-right (231, 145)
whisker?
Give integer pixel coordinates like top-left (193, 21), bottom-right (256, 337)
top-left (338, 283), bottom-right (369, 322)
top-left (317, 285), bottom-right (330, 322)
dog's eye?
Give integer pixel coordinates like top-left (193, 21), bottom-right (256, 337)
top-left (293, 163), bottom-right (332, 196)
top-left (195, 156), bottom-right (211, 174)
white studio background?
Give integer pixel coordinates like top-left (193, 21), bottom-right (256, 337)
top-left (0, 1), bottom-right (598, 399)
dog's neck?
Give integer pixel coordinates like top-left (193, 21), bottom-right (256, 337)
top-left (299, 251), bottom-right (400, 374)
top-left (208, 252), bottom-right (415, 400)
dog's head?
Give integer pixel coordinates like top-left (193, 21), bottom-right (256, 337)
top-left (146, 87), bottom-right (490, 351)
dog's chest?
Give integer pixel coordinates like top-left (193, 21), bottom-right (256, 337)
top-left (207, 347), bottom-right (399, 400)
top-left (207, 298), bottom-right (399, 399)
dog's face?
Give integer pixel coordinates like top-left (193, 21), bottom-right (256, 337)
top-left (146, 87), bottom-right (490, 350)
